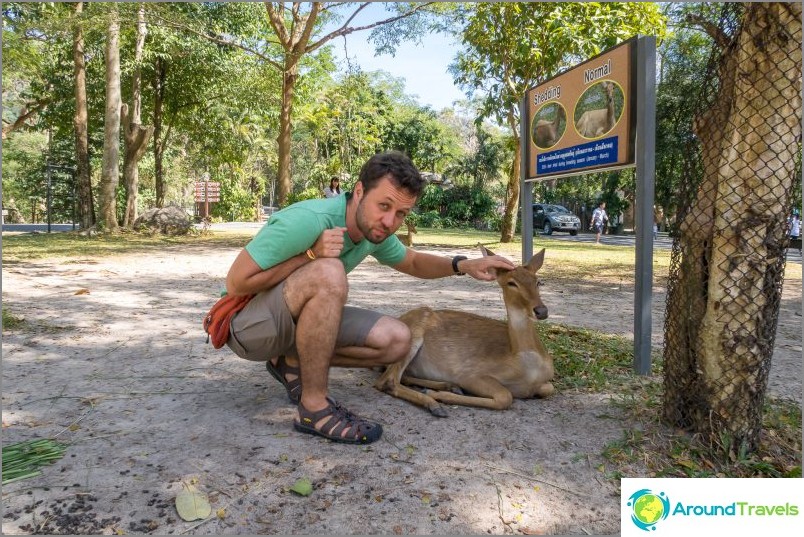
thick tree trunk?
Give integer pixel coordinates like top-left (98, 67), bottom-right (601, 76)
top-left (663, 2), bottom-right (802, 451)
top-left (72, 1), bottom-right (94, 230)
top-left (276, 65), bottom-right (297, 206)
top-left (499, 108), bottom-right (521, 243)
top-left (152, 58), bottom-right (166, 208)
top-left (122, 4), bottom-right (154, 227)
top-left (500, 144), bottom-right (520, 243)
top-left (98, 9), bottom-right (121, 232)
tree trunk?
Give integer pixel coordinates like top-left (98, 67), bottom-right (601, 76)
top-left (276, 64), bottom-right (298, 206)
top-left (72, 1), bottom-right (94, 230)
top-left (122, 105), bottom-right (154, 226)
top-left (122, 4), bottom-right (154, 227)
top-left (663, 2), bottom-right (802, 451)
top-left (153, 57), bottom-right (166, 208)
top-left (499, 108), bottom-right (521, 243)
top-left (98, 9), bottom-right (121, 232)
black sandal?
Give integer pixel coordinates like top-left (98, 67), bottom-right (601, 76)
top-left (293, 398), bottom-right (383, 444)
top-left (265, 356), bottom-right (302, 404)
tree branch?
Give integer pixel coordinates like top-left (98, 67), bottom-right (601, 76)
top-left (305, 2), bottom-right (435, 55)
top-left (265, 2), bottom-right (291, 48)
top-left (684, 14), bottom-right (732, 49)
top-left (1, 98), bottom-right (49, 140)
top-left (148, 12), bottom-right (284, 70)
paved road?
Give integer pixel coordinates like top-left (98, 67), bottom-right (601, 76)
top-left (537, 230), bottom-right (802, 263)
top-left (533, 230), bottom-right (674, 249)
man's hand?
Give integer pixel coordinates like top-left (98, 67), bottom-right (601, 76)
top-left (460, 255), bottom-right (516, 282)
top-left (311, 227), bottom-right (347, 258)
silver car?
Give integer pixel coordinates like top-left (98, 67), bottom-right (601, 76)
top-left (533, 204), bottom-right (581, 235)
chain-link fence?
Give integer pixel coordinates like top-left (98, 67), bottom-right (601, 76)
top-left (662, 2), bottom-right (802, 453)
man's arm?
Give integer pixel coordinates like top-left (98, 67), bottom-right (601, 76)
top-left (226, 249), bottom-right (309, 296)
top-left (226, 226), bottom-right (348, 296)
top-left (392, 249), bottom-right (515, 282)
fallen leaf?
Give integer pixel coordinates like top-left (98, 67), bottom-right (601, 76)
top-left (289, 477), bottom-right (313, 496)
top-left (74, 288), bottom-right (90, 295)
top-left (216, 508), bottom-right (226, 519)
top-left (175, 483), bottom-right (212, 521)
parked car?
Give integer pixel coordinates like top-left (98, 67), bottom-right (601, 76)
top-left (533, 203), bottom-right (581, 235)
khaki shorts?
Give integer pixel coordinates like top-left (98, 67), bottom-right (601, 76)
top-left (226, 280), bottom-right (383, 361)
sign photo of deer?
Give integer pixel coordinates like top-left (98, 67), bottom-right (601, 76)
top-left (574, 80), bottom-right (624, 139)
top-left (532, 102), bottom-right (568, 149)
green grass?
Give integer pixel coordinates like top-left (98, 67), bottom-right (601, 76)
top-left (602, 378), bottom-right (802, 479)
top-left (539, 323), bottom-right (642, 392)
top-left (410, 226), bottom-right (673, 282)
top-left (2, 439), bottom-right (68, 485)
top-left (1, 228), bottom-right (254, 262)
top-left (2, 307), bottom-right (26, 330)
top-left (533, 320), bottom-right (800, 479)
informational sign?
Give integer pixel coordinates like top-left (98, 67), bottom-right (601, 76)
top-left (525, 38), bottom-right (637, 180)
top-left (194, 181), bottom-right (220, 203)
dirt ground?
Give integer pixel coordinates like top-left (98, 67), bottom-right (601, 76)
top-left (1, 237), bottom-right (801, 535)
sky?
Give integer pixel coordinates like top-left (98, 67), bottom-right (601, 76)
top-left (322, 5), bottom-right (467, 111)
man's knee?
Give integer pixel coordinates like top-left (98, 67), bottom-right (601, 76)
top-left (372, 319), bottom-right (412, 365)
top-left (307, 258), bottom-right (349, 299)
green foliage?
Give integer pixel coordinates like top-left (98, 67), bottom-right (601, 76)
top-left (2, 307), bottom-right (26, 330)
top-left (212, 179), bottom-right (255, 222)
top-left (286, 187), bottom-right (322, 206)
top-left (415, 184), bottom-right (495, 227)
top-left (416, 184), bottom-right (444, 213)
top-left (416, 210), bottom-right (445, 229)
top-left (451, 3), bottom-right (669, 127)
top-left (655, 4), bottom-right (719, 221)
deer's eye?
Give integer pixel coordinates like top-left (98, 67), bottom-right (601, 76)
top-left (507, 281), bottom-right (518, 288)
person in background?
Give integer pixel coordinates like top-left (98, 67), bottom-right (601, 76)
top-left (789, 213), bottom-right (800, 241)
top-left (223, 151), bottom-right (515, 445)
top-left (324, 176), bottom-right (342, 198)
top-left (589, 201), bottom-right (608, 245)
top-left (788, 212), bottom-right (801, 254)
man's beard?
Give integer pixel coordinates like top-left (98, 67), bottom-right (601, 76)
top-left (355, 198), bottom-right (391, 244)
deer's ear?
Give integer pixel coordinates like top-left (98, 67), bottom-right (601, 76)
top-left (527, 248), bottom-right (545, 273)
top-left (480, 245), bottom-right (496, 257)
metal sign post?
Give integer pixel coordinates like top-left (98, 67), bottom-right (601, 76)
top-left (633, 35), bottom-right (657, 375)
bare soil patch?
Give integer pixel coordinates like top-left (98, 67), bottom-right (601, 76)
top-left (2, 241), bottom-right (800, 535)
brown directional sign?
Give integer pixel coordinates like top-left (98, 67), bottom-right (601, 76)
top-left (525, 38), bottom-right (637, 180)
top-left (194, 181), bottom-right (220, 202)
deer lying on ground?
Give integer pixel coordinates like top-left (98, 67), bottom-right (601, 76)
top-left (576, 81), bottom-right (616, 138)
top-left (534, 106), bottom-right (566, 148)
top-left (397, 220), bottom-right (417, 247)
top-left (374, 246), bottom-right (555, 417)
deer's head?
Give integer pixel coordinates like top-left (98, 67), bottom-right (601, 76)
top-left (480, 245), bottom-right (548, 320)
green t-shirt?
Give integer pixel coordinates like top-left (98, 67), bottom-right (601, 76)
top-left (245, 194), bottom-right (407, 273)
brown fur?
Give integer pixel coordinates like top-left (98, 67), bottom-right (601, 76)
top-left (576, 81), bottom-right (615, 138)
top-left (375, 246), bottom-right (555, 417)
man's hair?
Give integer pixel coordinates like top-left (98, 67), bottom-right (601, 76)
top-left (357, 151), bottom-right (426, 198)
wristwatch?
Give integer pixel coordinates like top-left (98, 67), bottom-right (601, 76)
top-left (452, 255), bottom-right (468, 275)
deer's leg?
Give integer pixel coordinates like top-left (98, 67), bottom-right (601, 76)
top-left (534, 382), bottom-right (554, 397)
top-left (400, 375), bottom-right (464, 395)
top-left (379, 382), bottom-right (449, 418)
top-left (427, 375), bottom-right (514, 411)
top-left (374, 343), bottom-right (449, 417)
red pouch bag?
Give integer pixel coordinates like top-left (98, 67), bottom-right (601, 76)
top-left (203, 294), bottom-right (254, 349)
